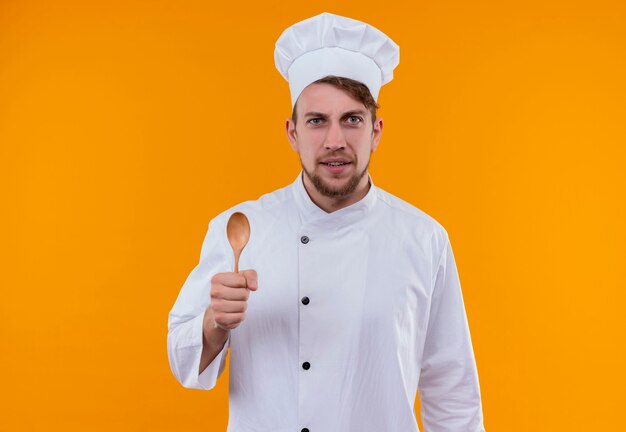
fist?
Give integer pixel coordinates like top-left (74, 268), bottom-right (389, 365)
top-left (209, 269), bottom-right (258, 331)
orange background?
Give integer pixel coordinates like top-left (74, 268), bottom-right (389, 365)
top-left (1, 0), bottom-right (625, 430)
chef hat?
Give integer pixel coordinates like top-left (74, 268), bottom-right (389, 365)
top-left (274, 12), bottom-right (400, 107)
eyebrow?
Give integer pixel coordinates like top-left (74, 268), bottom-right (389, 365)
top-left (303, 112), bottom-right (328, 119)
top-left (303, 110), bottom-right (368, 119)
top-left (340, 110), bottom-right (367, 119)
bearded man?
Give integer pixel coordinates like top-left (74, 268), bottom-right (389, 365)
top-left (168, 12), bottom-right (486, 432)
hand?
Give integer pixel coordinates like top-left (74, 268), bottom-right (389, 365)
top-left (208, 269), bottom-right (258, 331)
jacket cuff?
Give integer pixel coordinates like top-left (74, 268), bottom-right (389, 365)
top-left (194, 312), bottom-right (230, 390)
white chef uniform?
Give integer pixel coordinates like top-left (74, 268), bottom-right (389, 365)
top-left (167, 171), bottom-right (486, 432)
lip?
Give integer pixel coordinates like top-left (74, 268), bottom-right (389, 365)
top-left (320, 158), bottom-right (351, 164)
top-left (320, 160), bottom-right (352, 174)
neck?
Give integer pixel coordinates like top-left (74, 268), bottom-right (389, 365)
top-left (302, 172), bottom-right (371, 213)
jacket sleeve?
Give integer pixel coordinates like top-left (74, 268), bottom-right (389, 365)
top-left (417, 236), bottom-right (486, 431)
top-left (167, 216), bottom-right (232, 390)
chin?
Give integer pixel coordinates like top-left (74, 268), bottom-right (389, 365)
top-left (305, 164), bottom-right (367, 199)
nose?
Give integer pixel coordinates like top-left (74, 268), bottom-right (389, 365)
top-left (324, 121), bottom-right (347, 150)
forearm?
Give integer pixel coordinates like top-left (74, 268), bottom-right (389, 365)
top-left (199, 307), bottom-right (230, 374)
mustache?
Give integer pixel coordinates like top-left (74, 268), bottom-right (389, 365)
top-left (316, 154), bottom-right (356, 163)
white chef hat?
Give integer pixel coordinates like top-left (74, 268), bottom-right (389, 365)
top-left (274, 12), bottom-right (400, 107)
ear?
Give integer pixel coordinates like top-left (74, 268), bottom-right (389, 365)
top-left (285, 118), bottom-right (298, 152)
top-left (370, 117), bottom-right (383, 152)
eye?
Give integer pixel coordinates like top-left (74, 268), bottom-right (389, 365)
top-left (307, 118), bottom-right (323, 125)
top-left (346, 116), bottom-right (362, 125)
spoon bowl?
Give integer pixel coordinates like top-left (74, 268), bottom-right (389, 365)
top-left (226, 212), bottom-right (250, 273)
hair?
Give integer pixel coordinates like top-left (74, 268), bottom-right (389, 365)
top-left (291, 75), bottom-right (379, 126)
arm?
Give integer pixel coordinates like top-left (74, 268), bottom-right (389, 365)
top-left (418, 236), bottom-right (486, 431)
top-left (167, 217), bottom-right (231, 390)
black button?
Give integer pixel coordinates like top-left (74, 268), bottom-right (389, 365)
top-left (302, 429), bottom-right (310, 432)
top-left (302, 361), bottom-right (310, 370)
top-left (301, 296), bottom-right (310, 305)
top-left (300, 235), bottom-right (309, 244)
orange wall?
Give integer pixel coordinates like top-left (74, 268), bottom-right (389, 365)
top-left (1, 1), bottom-right (625, 430)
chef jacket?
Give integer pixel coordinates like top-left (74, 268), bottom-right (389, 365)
top-left (167, 171), bottom-right (486, 432)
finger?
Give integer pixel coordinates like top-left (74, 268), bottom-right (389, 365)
top-left (213, 286), bottom-right (249, 301)
top-left (240, 269), bottom-right (258, 291)
top-left (215, 312), bottom-right (245, 328)
top-left (214, 299), bottom-right (247, 313)
top-left (212, 272), bottom-right (248, 288)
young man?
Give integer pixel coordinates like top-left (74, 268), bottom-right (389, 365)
top-left (168, 12), bottom-right (486, 432)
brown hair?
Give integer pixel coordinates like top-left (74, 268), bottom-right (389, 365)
top-left (291, 75), bottom-right (379, 126)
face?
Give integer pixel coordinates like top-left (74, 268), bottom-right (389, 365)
top-left (285, 83), bottom-right (383, 200)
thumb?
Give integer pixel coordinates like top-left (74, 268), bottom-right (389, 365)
top-left (240, 269), bottom-right (258, 292)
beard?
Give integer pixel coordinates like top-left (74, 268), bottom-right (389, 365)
top-left (301, 155), bottom-right (370, 198)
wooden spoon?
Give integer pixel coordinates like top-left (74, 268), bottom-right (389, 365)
top-left (226, 212), bottom-right (250, 273)
top-left (215, 212), bottom-right (250, 330)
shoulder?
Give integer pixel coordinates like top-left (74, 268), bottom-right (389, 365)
top-left (208, 181), bottom-right (294, 228)
top-left (374, 185), bottom-right (450, 251)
